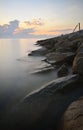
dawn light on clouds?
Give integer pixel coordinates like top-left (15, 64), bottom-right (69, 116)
top-left (0, 0), bottom-right (83, 38)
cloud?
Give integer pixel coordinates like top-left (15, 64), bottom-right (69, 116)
top-left (0, 19), bottom-right (46, 38)
top-left (0, 19), bottom-right (71, 39)
top-left (24, 18), bottom-right (44, 26)
top-left (14, 28), bottom-right (36, 38)
top-left (0, 20), bottom-right (36, 38)
top-left (14, 27), bottom-right (53, 39)
top-left (0, 20), bottom-right (19, 38)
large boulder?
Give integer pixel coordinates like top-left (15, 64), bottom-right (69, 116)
top-left (60, 96), bottom-right (83, 130)
top-left (1, 75), bottom-right (80, 130)
top-left (46, 52), bottom-right (75, 65)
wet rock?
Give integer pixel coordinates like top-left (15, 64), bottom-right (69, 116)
top-left (57, 64), bottom-right (69, 77)
top-left (54, 40), bottom-right (80, 53)
top-left (31, 65), bottom-right (55, 74)
top-left (46, 52), bottom-right (75, 65)
top-left (60, 96), bottom-right (83, 130)
top-left (2, 75), bottom-right (79, 130)
top-left (28, 47), bottom-right (48, 56)
top-left (36, 38), bottom-right (57, 49)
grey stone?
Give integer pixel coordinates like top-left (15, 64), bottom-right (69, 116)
top-left (60, 96), bottom-right (83, 130)
top-left (57, 64), bottom-right (69, 77)
top-left (3, 75), bottom-right (78, 130)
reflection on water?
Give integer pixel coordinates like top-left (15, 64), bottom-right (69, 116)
top-left (0, 39), bottom-right (57, 117)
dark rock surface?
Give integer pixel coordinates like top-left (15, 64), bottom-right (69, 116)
top-left (57, 64), bottom-right (69, 77)
top-left (27, 30), bottom-right (83, 130)
top-left (1, 75), bottom-right (83, 130)
top-left (46, 52), bottom-right (75, 65)
top-left (29, 30), bottom-right (83, 71)
top-left (72, 43), bottom-right (83, 76)
top-left (36, 38), bottom-right (57, 49)
top-left (60, 96), bottom-right (83, 130)
top-left (28, 47), bottom-right (48, 56)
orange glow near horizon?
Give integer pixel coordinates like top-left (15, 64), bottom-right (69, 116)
top-left (0, 18), bottom-right (82, 38)
top-left (14, 22), bottom-right (73, 36)
top-left (0, 0), bottom-right (83, 38)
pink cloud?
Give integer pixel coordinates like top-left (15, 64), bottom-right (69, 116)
top-left (24, 18), bottom-right (44, 26)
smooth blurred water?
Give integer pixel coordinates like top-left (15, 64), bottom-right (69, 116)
top-left (0, 39), bottom-right (57, 113)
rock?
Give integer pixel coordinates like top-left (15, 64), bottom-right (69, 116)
top-left (68, 31), bottom-right (83, 41)
top-left (75, 57), bottom-right (83, 75)
top-left (13, 30), bottom-right (83, 130)
top-left (28, 47), bottom-right (48, 56)
top-left (36, 31), bottom-right (83, 55)
top-left (57, 64), bottom-right (69, 77)
top-left (60, 96), bottom-right (83, 130)
top-left (55, 40), bottom-right (80, 53)
top-left (2, 75), bottom-right (80, 130)
top-left (31, 64), bottom-right (54, 74)
top-left (46, 52), bottom-right (75, 65)
top-left (76, 43), bottom-right (83, 53)
top-left (72, 43), bottom-right (83, 76)
top-left (55, 47), bottom-right (72, 53)
top-left (36, 38), bottom-right (57, 49)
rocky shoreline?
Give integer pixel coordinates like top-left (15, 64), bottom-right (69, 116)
top-left (1, 30), bottom-right (83, 130)
top-left (28, 30), bottom-right (83, 130)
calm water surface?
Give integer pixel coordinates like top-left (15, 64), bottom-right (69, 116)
top-left (0, 39), bottom-right (57, 113)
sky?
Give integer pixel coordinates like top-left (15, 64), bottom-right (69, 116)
top-left (0, 0), bottom-right (83, 38)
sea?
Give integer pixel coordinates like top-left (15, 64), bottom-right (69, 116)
top-left (0, 39), bottom-right (57, 116)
